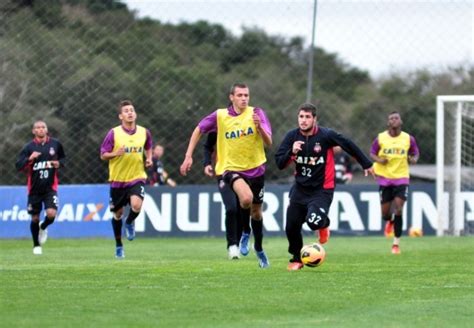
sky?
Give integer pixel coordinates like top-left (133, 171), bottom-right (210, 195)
top-left (124, 0), bottom-right (474, 77)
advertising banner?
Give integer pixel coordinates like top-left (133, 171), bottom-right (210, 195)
top-left (1, 184), bottom-right (473, 239)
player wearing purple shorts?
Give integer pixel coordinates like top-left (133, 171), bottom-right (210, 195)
top-left (370, 111), bottom-right (419, 255)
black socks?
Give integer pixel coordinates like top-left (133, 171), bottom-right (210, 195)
top-left (394, 214), bottom-right (402, 237)
top-left (111, 219), bottom-right (123, 247)
top-left (125, 210), bottom-right (140, 225)
top-left (251, 218), bottom-right (263, 252)
top-left (240, 208), bottom-right (251, 235)
top-left (30, 221), bottom-right (40, 247)
top-left (40, 216), bottom-right (55, 230)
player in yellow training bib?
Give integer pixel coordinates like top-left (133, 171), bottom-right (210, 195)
top-left (370, 111), bottom-right (419, 255)
top-left (179, 83), bottom-right (272, 268)
top-left (100, 100), bottom-right (153, 259)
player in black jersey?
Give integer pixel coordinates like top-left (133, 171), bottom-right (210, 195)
top-left (334, 146), bottom-right (354, 184)
top-left (275, 103), bottom-right (374, 271)
top-left (15, 120), bottom-right (65, 255)
top-left (203, 132), bottom-right (250, 260)
top-left (146, 144), bottom-right (177, 187)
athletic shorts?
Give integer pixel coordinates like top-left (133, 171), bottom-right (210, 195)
top-left (289, 186), bottom-right (333, 207)
top-left (27, 191), bottom-right (58, 215)
top-left (217, 177), bottom-right (239, 212)
top-left (379, 185), bottom-right (409, 203)
top-left (223, 172), bottom-right (265, 204)
top-left (109, 182), bottom-right (145, 212)
top-left (287, 186), bottom-right (334, 230)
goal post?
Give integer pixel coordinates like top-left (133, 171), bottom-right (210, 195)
top-left (436, 95), bottom-right (474, 236)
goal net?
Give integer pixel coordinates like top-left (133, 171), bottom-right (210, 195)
top-left (436, 96), bottom-right (474, 236)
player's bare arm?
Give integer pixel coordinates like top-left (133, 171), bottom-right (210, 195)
top-left (253, 113), bottom-right (272, 147)
top-left (370, 153), bottom-right (388, 165)
top-left (180, 126), bottom-right (202, 176)
top-left (100, 145), bottom-right (125, 161)
top-left (204, 165), bottom-right (215, 177)
top-left (364, 166), bottom-right (376, 178)
top-left (408, 154), bottom-right (419, 165)
top-left (145, 148), bottom-right (153, 167)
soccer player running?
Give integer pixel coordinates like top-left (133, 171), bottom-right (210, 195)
top-left (369, 111), bottom-right (419, 255)
top-left (15, 120), bottom-right (66, 255)
top-left (100, 100), bottom-right (153, 259)
top-left (275, 103), bottom-right (374, 271)
top-left (203, 132), bottom-right (250, 260)
top-left (180, 83), bottom-right (272, 268)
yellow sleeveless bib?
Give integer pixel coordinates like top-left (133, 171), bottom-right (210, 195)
top-left (373, 131), bottom-right (411, 179)
top-left (108, 125), bottom-right (147, 182)
top-left (215, 107), bottom-right (266, 175)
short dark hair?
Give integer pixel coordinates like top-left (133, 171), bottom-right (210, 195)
top-left (32, 120), bottom-right (46, 128)
top-left (388, 110), bottom-right (400, 117)
top-left (298, 103), bottom-right (318, 117)
top-left (118, 100), bottom-right (133, 114)
top-left (229, 83), bottom-right (249, 95)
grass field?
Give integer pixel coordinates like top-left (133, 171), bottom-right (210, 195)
top-left (1, 236), bottom-right (473, 327)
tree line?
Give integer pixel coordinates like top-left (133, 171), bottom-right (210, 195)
top-left (1, 0), bottom-right (472, 185)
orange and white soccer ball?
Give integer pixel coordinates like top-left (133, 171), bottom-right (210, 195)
top-left (409, 227), bottom-right (423, 237)
top-left (300, 243), bottom-right (326, 267)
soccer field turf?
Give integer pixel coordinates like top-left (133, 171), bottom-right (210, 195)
top-left (1, 236), bottom-right (473, 327)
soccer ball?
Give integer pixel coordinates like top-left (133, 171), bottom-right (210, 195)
top-left (300, 243), bottom-right (326, 267)
top-left (409, 227), bottom-right (423, 237)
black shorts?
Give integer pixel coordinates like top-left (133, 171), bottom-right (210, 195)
top-left (27, 191), bottom-right (58, 215)
top-left (287, 186), bottom-right (334, 230)
top-left (109, 182), bottom-right (145, 212)
top-left (223, 172), bottom-right (265, 204)
top-left (289, 186), bottom-right (334, 212)
top-left (217, 177), bottom-right (239, 212)
top-left (379, 185), bottom-right (409, 203)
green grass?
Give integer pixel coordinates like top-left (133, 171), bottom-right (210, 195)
top-left (1, 236), bottom-right (473, 327)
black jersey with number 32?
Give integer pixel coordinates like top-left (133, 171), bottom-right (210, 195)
top-left (275, 126), bottom-right (372, 191)
top-left (15, 137), bottom-right (66, 195)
